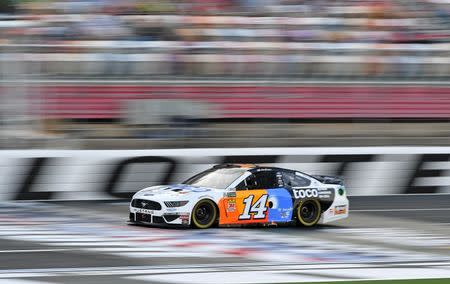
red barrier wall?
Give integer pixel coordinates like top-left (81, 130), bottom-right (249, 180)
top-left (35, 85), bottom-right (450, 119)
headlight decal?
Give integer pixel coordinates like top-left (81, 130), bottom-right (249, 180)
top-left (164, 201), bottom-right (189, 207)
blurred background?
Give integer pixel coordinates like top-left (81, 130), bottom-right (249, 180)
top-left (1, 2), bottom-right (450, 283)
top-left (1, 0), bottom-right (450, 149)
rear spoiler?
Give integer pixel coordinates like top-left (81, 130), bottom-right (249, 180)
top-left (312, 175), bottom-right (344, 185)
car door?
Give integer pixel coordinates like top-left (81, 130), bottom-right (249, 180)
top-left (219, 169), bottom-right (292, 225)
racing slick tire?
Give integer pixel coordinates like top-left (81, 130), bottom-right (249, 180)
top-left (296, 199), bottom-right (321, 227)
top-left (191, 199), bottom-right (218, 229)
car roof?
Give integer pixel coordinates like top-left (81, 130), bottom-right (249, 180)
top-left (213, 163), bottom-right (258, 169)
top-left (212, 164), bottom-right (318, 182)
top-left (213, 163), bottom-right (302, 174)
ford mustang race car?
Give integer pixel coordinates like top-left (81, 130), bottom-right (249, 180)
top-left (129, 164), bottom-right (348, 229)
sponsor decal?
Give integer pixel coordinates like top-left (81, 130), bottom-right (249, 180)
top-left (226, 191), bottom-right (236, 198)
top-left (293, 188), bottom-right (319, 199)
top-left (319, 195), bottom-right (332, 199)
top-left (318, 188), bottom-right (335, 200)
top-left (279, 208), bottom-right (291, 218)
top-left (334, 205), bottom-right (347, 215)
top-left (136, 209), bottom-right (154, 214)
top-left (226, 199), bottom-right (236, 212)
top-left (180, 213), bottom-right (190, 224)
top-left (166, 208), bottom-right (177, 212)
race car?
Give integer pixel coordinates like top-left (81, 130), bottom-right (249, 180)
top-left (129, 164), bottom-right (349, 229)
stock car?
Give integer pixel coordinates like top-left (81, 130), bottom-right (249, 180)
top-left (129, 164), bottom-right (349, 229)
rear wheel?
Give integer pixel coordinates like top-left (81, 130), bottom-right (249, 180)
top-left (191, 199), bottom-right (217, 229)
top-left (296, 199), bottom-right (321, 227)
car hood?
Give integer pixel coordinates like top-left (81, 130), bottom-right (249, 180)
top-left (133, 184), bottom-right (219, 199)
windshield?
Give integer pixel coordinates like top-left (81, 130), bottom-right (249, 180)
top-left (183, 167), bottom-right (246, 189)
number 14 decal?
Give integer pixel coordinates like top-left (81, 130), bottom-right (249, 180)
top-left (238, 194), bottom-right (268, 220)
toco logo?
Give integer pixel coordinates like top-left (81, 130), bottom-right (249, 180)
top-left (293, 188), bottom-right (319, 199)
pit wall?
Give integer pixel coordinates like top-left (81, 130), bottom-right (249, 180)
top-left (1, 147), bottom-right (449, 201)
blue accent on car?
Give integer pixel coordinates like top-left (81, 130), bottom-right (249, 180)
top-left (267, 188), bottom-right (293, 222)
top-left (169, 184), bottom-right (212, 192)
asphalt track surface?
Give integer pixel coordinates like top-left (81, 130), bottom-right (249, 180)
top-left (0, 195), bottom-right (449, 284)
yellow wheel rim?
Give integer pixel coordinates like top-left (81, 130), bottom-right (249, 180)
top-left (191, 199), bottom-right (217, 229)
top-left (296, 199), bottom-right (321, 227)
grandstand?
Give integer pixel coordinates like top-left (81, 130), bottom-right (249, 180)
top-left (0, 0), bottom-right (449, 148)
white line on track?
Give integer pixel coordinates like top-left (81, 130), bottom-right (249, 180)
top-left (132, 271), bottom-right (323, 284)
top-left (87, 247), bottom-right (195, 252)
top-left (1, 262), bottom-right (450, 279)
top-left (0, 280), bottom-right (53, 284)
top-left (0, 249), bottom-right (75, 253)
top-left (115, 252), bottom-right (231, 258)
top-left (3, 235), bottom-right (146, 242)
top-left (43, 241), bottom-right (139, 247)
top-left (129, 268), bottom-right (450, 284)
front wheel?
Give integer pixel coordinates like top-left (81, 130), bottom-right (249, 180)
top-left (191, 199), bottom-right (217, 229)
top-left (296, 199), bottom-right (321, 227)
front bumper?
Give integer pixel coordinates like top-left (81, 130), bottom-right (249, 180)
top-left (129, 199), bottom-right (191, 226)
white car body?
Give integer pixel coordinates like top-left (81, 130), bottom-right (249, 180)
top-left (129, 165), bottom-right (349, 227)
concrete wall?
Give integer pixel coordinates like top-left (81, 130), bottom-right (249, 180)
top-left (1, 147), bottom-right (450, 201)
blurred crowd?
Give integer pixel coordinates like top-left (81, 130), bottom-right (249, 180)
top-left (1, 1), bottom-right (450, 147)
top-left (0, 0), bottom-right (449, 79)
top-left (2, 0), bottom-right (449, 42)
